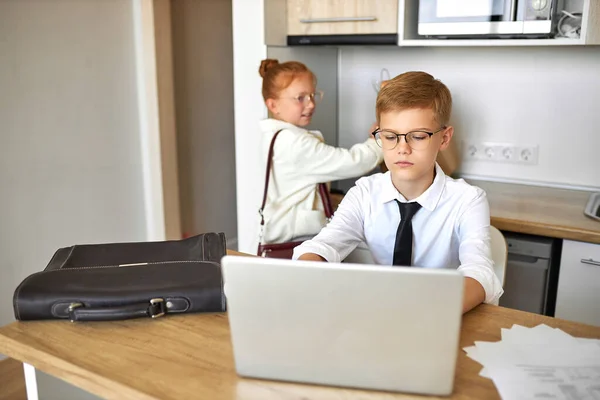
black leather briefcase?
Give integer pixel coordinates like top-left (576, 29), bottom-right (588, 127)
top-left (13, 232), bottom-right (227, 321)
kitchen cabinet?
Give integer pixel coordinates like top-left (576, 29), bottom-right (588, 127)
top-left (399, 0), bottom-right (600, 47)
top-left (555, 239), bottom-right (600, 326)
top-left (286, 0), bottom-right (398, 36)
top-left (264, 0), bottom-right (398, 45)
top-left (264, 0), bottom-right (600, 46)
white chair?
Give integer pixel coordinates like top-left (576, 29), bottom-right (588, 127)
top-left (343, 242), bottom-right (376, 264)
top-left (490, 225), bottom-right (508, 288)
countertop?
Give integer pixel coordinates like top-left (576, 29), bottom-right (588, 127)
top-left (2, 302), bottom-right (600, 400)
top-left (468, 179), bottom-right (600, 244)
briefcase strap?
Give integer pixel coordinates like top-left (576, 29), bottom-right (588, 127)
top-left (258, 129), bottom-right (334, 229)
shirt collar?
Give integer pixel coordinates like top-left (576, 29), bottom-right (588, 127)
top-left (259, 118), bottom-right (299, 132)
top-left (379, 163), bottom-right (446, 212)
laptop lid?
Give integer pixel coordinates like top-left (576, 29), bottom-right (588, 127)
top-left (221, 255), bottom-right (464, 396)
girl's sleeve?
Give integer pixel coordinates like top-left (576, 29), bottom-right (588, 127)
top-left (284, 131), bottom-right (383, 183)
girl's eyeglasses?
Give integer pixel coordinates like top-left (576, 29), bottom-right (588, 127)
top-left (280, 90), bottom-right (324, 105)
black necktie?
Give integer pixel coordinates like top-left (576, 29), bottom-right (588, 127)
top-left (393, 200), bottom-right (422, 266)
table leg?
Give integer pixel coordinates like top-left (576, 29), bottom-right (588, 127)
top-left (23, 363), bottom-right (39, 400)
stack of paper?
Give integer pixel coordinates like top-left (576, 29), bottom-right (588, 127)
top-left (464, 324), bottom-right (600, 400)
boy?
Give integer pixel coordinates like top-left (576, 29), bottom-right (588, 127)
top-left (293, 71), bottom-right (503, 313)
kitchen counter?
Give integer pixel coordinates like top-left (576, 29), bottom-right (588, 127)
top-left (468, 179), bottom-right (600, 244)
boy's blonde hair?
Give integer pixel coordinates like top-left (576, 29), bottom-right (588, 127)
top-left (376, 71), bottom-right (452, 126)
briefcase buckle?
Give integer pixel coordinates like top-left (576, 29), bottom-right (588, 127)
top-left (149, 298), bottom-right (166, 318)
top-left (68, 302), bottom-right (83, 322)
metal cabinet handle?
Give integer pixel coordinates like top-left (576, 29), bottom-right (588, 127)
top-left (581, 258), bottom-right (600, 266)
top-left (300, 17), bottom-right (377, 23)
top-left (509, 0), bottom-right (517, 21)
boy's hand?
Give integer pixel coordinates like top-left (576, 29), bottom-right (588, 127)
top-left (298, 253), bottom-right (327, 262)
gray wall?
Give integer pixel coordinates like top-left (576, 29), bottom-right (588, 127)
top-left (171, 0), bottom-right (238, 245)
top-left (266, 46), bottom-right (339, 147)
top-left (0, 0), bottom-right (146, 345)
top-left (266, 46), bottom-right (352, 191)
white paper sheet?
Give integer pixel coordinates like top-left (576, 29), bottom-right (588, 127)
top-left (463, 345), bottom-right (491, 378)
top-left (479, 342), bottom-right (600, 400)
top-left (578, 337), bottom-right (600, 347)
top-left (499, 324), bottom-right (578, 346)
top-left (463, 324), bottom-right (600, 399)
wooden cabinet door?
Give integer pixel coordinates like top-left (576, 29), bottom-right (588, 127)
top-left (555, 240), bottom-right (600, 326)
top-left (287, 0), bottom-right (398, 36)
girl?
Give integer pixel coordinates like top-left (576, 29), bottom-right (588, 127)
top-left (257, 58), bottom-right (383, 249)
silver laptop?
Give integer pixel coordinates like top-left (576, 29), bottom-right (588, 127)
top-left (221, 255), bottom-right (464, 396)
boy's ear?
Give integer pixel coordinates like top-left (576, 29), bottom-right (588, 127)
top-left (265, 98), bottom-right (278, 115)
top-left (439, 126), bottom-right (454, 151)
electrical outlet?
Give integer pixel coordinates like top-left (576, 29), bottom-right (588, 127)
top-left (462, 141), bottom-right (538, 165)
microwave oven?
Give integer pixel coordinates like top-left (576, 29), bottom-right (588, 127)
top-left (418, 0), bottom-right (563, 38)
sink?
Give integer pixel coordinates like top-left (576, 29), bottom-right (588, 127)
top-left (584, 193), bottom-right (600, 221)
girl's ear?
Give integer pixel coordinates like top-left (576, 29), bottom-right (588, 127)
top-left (439, 126), bottom-right (454, 150)
top-left (265, 98), bottom-right (279, 115)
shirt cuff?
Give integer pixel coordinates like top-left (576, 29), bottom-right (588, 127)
top-left (457, 265), bottom-right (504, 304)
top-left (293, 240), bottom-right (342, 263)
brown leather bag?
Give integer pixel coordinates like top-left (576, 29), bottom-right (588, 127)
top-left (257, 130), bottom-right (334, 259)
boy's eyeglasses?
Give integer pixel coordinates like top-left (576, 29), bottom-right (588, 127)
top-left (280, 90), bottom-right (324, 105)
top-left (372, 126), bottom-right (447, 150)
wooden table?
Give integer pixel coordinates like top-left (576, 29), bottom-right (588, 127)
top-left (468, 180), bottom-right (600, 244)
top-left (1, 300), bottom-right (600, 400)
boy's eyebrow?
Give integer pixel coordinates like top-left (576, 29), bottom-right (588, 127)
top-left (380, 127), bottom-right (436, 132)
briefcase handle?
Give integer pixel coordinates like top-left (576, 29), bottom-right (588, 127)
top-left (68, 298), bottom-right (167, 322)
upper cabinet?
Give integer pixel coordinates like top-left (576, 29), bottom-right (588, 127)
top-left (265, 0), bottom-right (398, 45)
top-left (265, 0), bottom-right (600, 46)
top-left (286, 0), bottom-right (398, 44)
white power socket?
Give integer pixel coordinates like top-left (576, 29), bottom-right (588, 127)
top-left (462, 141), bottom-right (539, 165)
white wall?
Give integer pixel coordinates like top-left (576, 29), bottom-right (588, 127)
top-left (338, 46), bottom-right (600, 188)
top-left (171, 0), bottom-right (238, 245)
top-left (232, 0), bottom-right (267, 253)
top-left (0, 0), bottom-right (148, 368)
top-left (0, 1), bottom-right (156, 397)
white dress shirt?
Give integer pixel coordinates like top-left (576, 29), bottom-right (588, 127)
top-left (257, 119), bottom-right (382, 245)
top-left (293, 163), bottom-right (504, 304)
